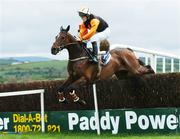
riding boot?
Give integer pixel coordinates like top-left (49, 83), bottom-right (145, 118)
top-left (91, 41), bottom-right (98, 63)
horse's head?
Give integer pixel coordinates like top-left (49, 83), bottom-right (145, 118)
top-left (51, 25), bottom-right (71, 55)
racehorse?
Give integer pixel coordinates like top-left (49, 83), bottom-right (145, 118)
top-left (51, 25), bottom-right (154, 104)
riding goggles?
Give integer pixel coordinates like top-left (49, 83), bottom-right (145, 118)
top-left (78, 12), bottom-right (86, 18)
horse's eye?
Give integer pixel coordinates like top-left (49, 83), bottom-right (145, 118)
top-left (55, 36), bottom-right (58, 40)
top-left (61, 36), bottom-right (65, 39)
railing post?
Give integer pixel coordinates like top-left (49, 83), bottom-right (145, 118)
top-left (151, 54), bottom-right (156, 73)
top-left (179, 59), bottom-right (180, 72)
top-left (162, 57), bottom-right (166, 73)
top-left (93, 84), bottom-right (100, 135)
top-left (40, 91), bottom-right (45, 132)
top-left (171, 58), bottom-right (174, 72)
top-left (145, 57), bottom-right (148, 65)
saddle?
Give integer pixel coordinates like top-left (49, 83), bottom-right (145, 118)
top-left (79, 41), bottom-right (111, 65)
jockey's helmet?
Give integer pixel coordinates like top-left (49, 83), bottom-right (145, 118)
top-left (78, 7), bottom-right (90, 17)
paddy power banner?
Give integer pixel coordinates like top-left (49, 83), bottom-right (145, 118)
top-left (0, 108), bottom-right (180, 134)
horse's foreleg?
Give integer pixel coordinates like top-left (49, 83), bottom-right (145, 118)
top-left (58, 92), bottom-right (66, 102)
top-left (66, 76), bottom-right (87, 105)
top-left (69, 90), bottom-right (80, 102)
top-left (57, 76), bottom-right (73, 103)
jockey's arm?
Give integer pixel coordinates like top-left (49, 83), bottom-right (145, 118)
top-left (79, 23), bottom-right (88, 40)
top-left (82, 19), bottom-right (100, 40)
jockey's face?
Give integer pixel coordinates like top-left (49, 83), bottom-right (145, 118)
top-left (79, 12), bottom-right (87, 22)
top-left (81, 16), bottom-right (87, 22)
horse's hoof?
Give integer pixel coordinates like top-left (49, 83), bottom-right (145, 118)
top-left (58, 99), bottom-right (68, 104)
top-left (76, 99), bottom-right (87, 105)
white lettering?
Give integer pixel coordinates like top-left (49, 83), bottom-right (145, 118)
top-left (80, 117), bottom-right (89, 130)
top-left (0, 118), bottom-right (3, 130)
top-left (166, 115), bottom-right (178, 130)
top-left (90, 116), bottom-right (97, 130)
top-left (138, 115), bottom-right (149, 130)
top-left (68, 113), bottom-right (79, 130)
top-left (149, 115), bottom-right (166, 129)
top-left (68, 112), bottom-right (120, 134)
top-left (68, 111), bottom-right (180, 133)
top-left (110, 116), bottom-right (120, 134)
top-left (3, 118), bottom-right (9, 130)
top-left (0, 118), bottom-right (9, 130)
top-left (125, 111), bottom-right (137, 129)
top-left (100, 112), bottom-right (110, 130)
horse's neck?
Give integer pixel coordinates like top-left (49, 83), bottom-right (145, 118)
top-left (67, 44), bottom-right (86, 60)
top-left (66, 35), bottom-right (87, 59)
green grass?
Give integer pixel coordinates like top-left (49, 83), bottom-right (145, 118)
top-left (2, 60), bottom-right (67, 70)
top-left (1, 133), bottom-right (180, 139)
top-left (0, 60), bottom-right (68, 83)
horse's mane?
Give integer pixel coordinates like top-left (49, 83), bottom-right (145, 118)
top-left (67, 32), bottom-right (77, 41)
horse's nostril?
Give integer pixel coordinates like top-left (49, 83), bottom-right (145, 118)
top-left (51, 47), bottom-right (59, 55)
top-left (51, 48), bottom-right (56, 55)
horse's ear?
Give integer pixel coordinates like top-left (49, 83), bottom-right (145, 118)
top-left (60, 26), bottom-right (63, 32)
top-left (66, 25), bottom-right (70, 32)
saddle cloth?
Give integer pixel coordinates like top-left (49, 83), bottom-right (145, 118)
top-left (85, 43), bottom-right (111, 65)
top-left (99, 51), bottom-right (111, 65)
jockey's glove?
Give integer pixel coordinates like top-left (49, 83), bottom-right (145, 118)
top-left (82, 40), bottom-right (88, 44)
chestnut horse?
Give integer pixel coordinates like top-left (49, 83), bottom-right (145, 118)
top-left (51, 25), bottom-right (154, 104)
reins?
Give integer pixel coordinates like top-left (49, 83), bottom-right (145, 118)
top-left (58, 41), bottom-right (90, 62)
top-left (58, 42), bottom-right (78, 50)
top-left (69, 56), bottom-right (89, 62)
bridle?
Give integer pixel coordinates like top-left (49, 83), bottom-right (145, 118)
top-left (59, 42), bottom-right (90, 62)
top-left (54, 32), bottom-right (89, 62)
top-left (55, 31), bottom-right (79, 51)
top-left (57, 42), bottom-right (78, 51)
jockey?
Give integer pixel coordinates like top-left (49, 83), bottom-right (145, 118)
top-left (78, 7), bottom-right (110, 63)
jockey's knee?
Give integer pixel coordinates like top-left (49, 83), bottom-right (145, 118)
top-left (91, 41), bottom-right (97, 46)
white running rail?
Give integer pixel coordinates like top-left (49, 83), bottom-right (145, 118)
top-left (0, 89), bottom-right (45, 132)
top-left (111, 44), bottom-right (180, 73)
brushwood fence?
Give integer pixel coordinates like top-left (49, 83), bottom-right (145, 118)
top-left (0, 73), bottom-right (180, 112)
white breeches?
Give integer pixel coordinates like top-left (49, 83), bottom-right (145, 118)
top-left (86, 27), bottom-right (110, 51)
top-left (90, 27), bottom-right (110, 42)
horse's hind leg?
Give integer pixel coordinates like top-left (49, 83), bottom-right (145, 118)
top-left (122, 53), bottom-right (149, 87)
top-left (138, 59), bottom-right (155, 74)
top-left (122, 51), bottom-right (150, 76)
